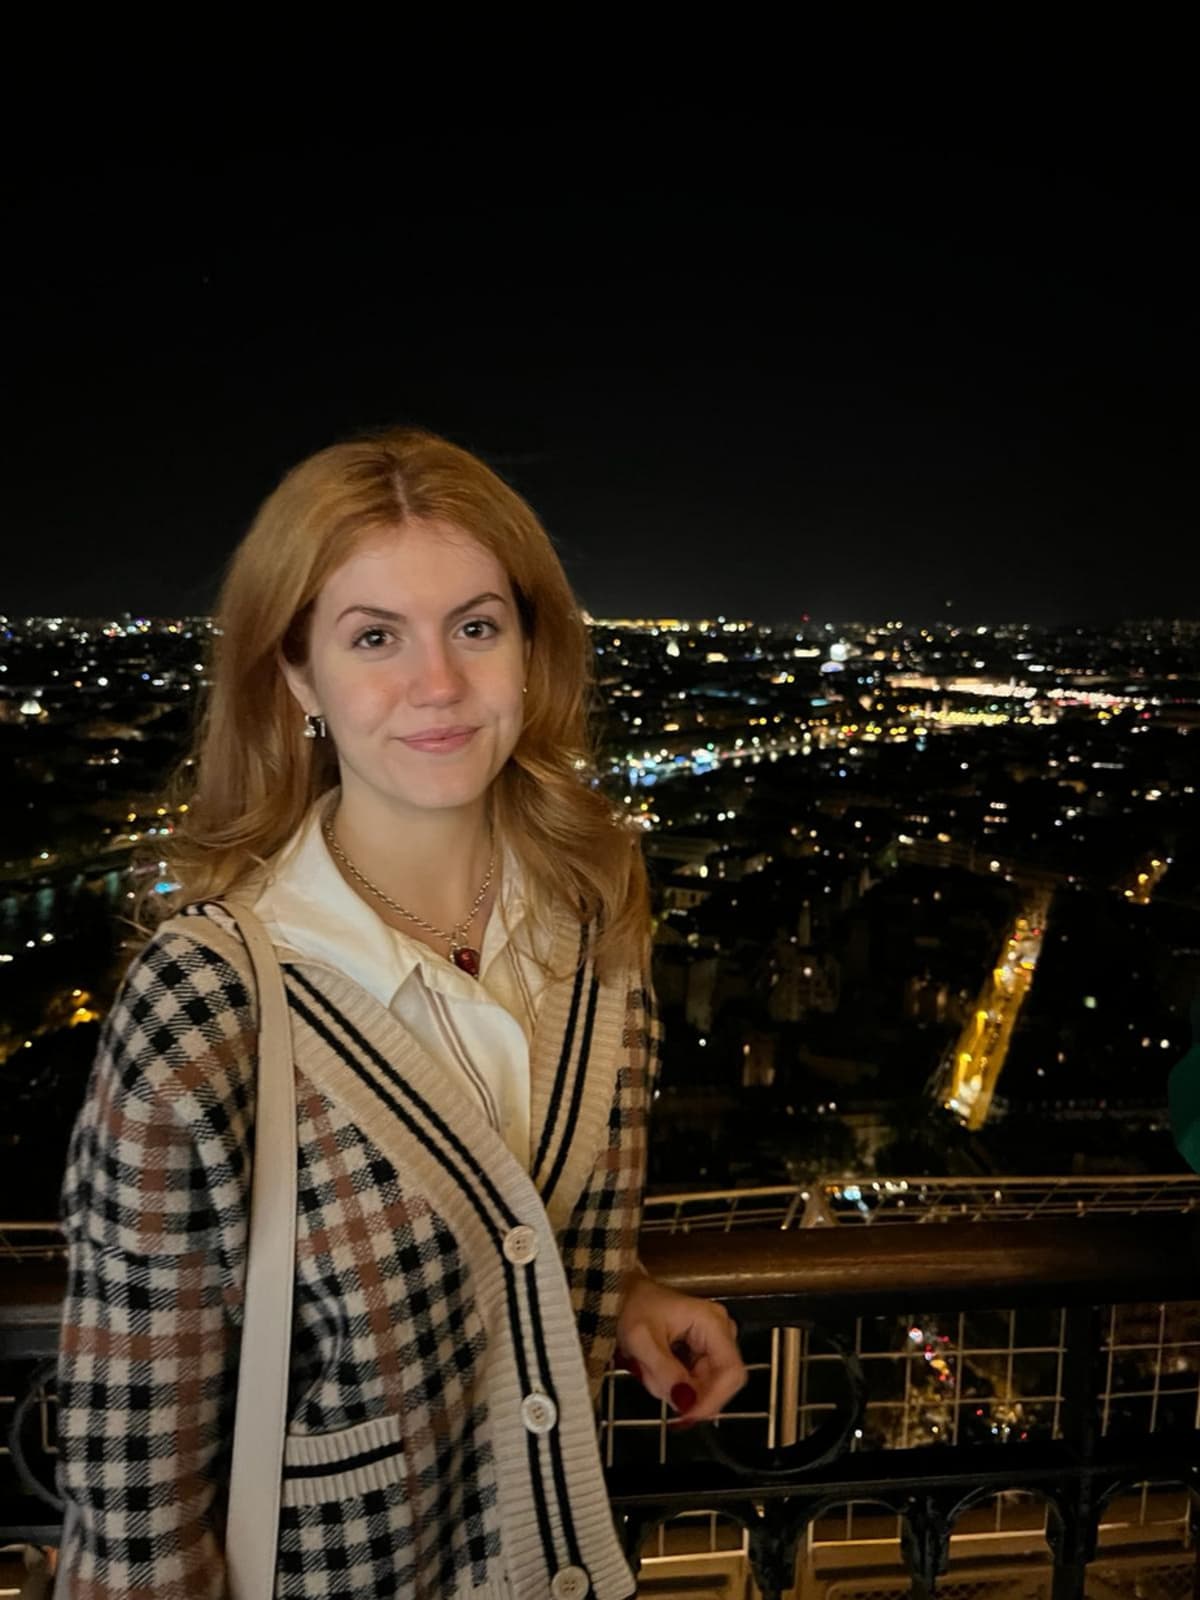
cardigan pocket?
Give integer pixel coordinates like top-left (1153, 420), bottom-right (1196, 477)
top-left (281, 1412), bottom-right (413, 1510)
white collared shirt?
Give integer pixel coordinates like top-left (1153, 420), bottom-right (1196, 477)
top-left (251, 798), bottom-right (549, 1171)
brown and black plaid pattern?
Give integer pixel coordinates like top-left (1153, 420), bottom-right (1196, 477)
top-left (58, 928), bottom-right (254, 1600)
top-left (284, 1073), bottom-right (501, 1594)
top-left (57, 908), bottom-right (653, 1600)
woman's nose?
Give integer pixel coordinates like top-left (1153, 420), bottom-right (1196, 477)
top-left (409, 642), bottom-right (464, 704)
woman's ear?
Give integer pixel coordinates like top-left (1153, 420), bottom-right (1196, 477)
top-left (277, 648), bottom-right (317, 717)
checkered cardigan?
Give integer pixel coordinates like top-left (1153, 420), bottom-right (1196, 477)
top-left (56, 899), bottom-right (661, 1600)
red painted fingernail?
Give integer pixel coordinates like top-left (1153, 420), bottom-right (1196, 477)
top-left (670, 1382), bottom-right (697, 1413)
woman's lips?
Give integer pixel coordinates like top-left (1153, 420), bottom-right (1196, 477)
top-left (398, 727), bottom-right (478, 754)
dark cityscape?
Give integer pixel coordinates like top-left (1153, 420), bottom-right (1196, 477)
top-left (1, 610), bottom-right (1198, 1213)
top-left (3, 102), bottom-right (1198, 1598)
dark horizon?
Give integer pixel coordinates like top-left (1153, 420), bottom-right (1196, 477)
top-left (5, 608), bottom-right (1199, 632)
top-left (8, 109), bottom-right (1196, 624)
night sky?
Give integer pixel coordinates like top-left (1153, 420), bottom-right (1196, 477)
top-left (7, 105), bottom-right (1195, 624)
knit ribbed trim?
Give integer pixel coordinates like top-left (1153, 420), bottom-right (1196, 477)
top-left (282, 1413), bottom-right (409, 1509)
top-left (528, 909), bottom-right (629, 1233)
top-left (530, 921), bottom-right (590, 1184)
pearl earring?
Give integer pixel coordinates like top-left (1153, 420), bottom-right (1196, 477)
top-left (303, 713), bottom-right (327, 739)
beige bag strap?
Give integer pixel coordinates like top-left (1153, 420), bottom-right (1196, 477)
top-left (222, 900), bottom-right (297, 1600)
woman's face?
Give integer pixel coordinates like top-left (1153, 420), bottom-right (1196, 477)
top-left (284, 519), bottom-right (529, 822)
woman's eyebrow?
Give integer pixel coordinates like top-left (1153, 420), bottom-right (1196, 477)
top-left (336, 592), bottom-right (509, 625)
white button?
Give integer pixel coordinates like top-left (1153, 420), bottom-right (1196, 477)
top-left (520, 1391), bottom-right (558, 1434)
top-left (503, 1225), bottom-right (538, 1265)
top-left (551, 1566), bottom-right (590, 1600)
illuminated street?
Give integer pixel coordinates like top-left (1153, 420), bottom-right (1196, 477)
top-left (943, 890), bottom-right (1053, 1130)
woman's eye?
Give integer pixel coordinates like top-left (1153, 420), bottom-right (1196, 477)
top-left (353, 627), bottom-right (394, 650)
top-left (460, 617), bottom-right (500, 641)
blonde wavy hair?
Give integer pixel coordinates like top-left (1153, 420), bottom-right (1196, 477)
top-left (144, 427), bottom-right (650, 978)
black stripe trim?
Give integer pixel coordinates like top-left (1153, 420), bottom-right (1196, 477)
top-left (289, 970), bottom-right (518, 1235)
top-left (499, 1216), bottom-right (566, 1568)
top-left (531, 920), bottom-right (590, 1184)
top-left (540, 962), bottom-right (601, 1210)
top-left (522, 1428), bottom-right (560, 1575)
top-left (284, 975), bottom-right (564, 1568)
top-left (522, 1267), bottom-right (586, 1570)
top-left (282, 1439), bottom-right (405, 1480)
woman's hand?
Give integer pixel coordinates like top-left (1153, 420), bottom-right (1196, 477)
top-left (614, 1269), bottom-right (747, 1427)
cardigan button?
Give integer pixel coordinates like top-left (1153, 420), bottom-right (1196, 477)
top-left (550, 1566), bottom-right (590, 1600)
top-left (503, 1225), bottom-right (538, 1265)
top-left (520, 1391), bottom-right (558, 1435)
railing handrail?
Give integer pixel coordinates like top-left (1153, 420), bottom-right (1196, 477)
top-left (640, 1173), bottom-right (1200, 1230)
top-left (645, 1173), bottom-right (1200, 1202)
top-left (637, 1216), bottom-right (1200, 1310)
top-left (5, 1217), bottom-right (1198, 1334)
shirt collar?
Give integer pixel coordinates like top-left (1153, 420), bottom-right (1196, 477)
top-left (252, 795), bottom-right (528, 1009)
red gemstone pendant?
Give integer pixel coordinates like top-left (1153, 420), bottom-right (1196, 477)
top-left (452, 946), bottom-right (481, 978)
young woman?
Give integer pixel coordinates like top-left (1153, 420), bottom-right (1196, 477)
top-left (55, 429), bottom-right (746, 1599)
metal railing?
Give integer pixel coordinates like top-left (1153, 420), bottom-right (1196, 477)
top-left (4, 1205), bottom-right (1200, 1596)
top-left (599, 1215), bottom-right (1200, 1597)
top-left (0, 1225), bottom-right (64, 1265)
top-left (642, 1173), bottom-right (1200, 1232)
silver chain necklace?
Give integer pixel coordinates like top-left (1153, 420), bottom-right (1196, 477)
top-left (321, 815), bottom-right (495, 978)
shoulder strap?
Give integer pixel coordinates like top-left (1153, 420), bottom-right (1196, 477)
top-left (221, 899), bottom-right (297, 1600)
